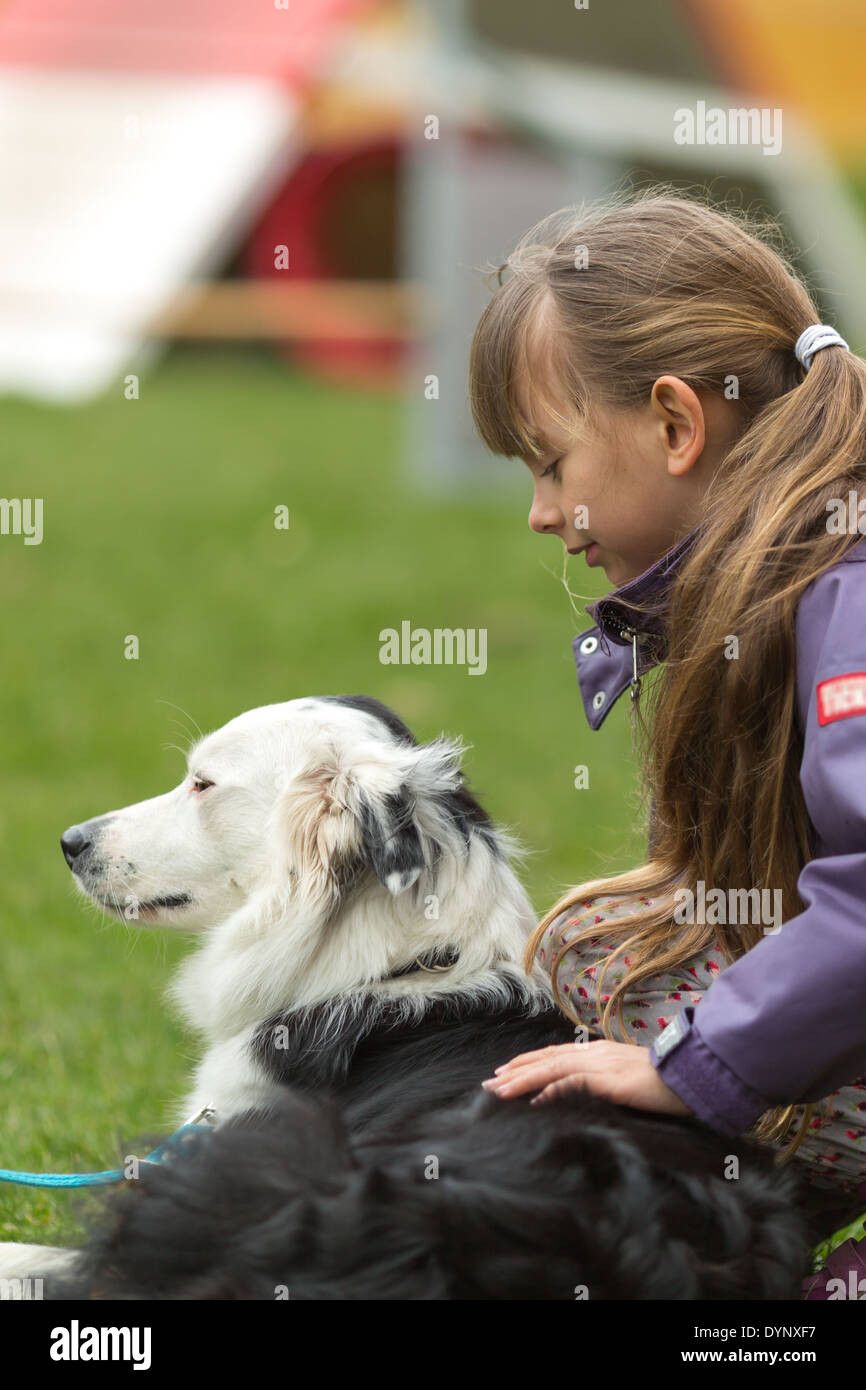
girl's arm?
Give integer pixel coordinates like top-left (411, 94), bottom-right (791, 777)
top-left (648, 553), bottom-right (866, 1134)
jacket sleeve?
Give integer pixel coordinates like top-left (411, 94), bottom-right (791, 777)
top-left (649, 558), bottom-right (866, 1135)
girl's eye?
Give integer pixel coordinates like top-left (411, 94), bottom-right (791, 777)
top-left (541, 458), bottom-right (562, 480)
top-left (191, 777), bottom-right (214, 794)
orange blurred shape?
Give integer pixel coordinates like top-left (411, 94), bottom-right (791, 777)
top-left (686, 0), bottom-right (866, 158)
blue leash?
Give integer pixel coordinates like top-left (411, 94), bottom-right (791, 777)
top-left (0, 1105), bottom-right (216, 1189)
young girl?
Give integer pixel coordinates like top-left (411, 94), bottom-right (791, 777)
top-left (468, 189), bottom-right (866, 1286)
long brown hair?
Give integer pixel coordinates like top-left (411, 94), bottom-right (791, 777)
top-left (469, 186), bottom-right (866, 1156)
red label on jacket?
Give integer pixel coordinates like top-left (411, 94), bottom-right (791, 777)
top-left (817, 672), bottom-right (866, 725)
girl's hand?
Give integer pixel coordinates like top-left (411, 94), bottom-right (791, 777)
top-left (481, 1039), bottom-right (693, 1116)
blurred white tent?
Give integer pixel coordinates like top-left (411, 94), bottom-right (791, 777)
top-left (0, 0), bottom-right (374, 401)
top-left (0, 70), bottom-right (302, 401)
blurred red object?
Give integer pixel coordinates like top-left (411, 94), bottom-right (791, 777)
top-left (0, 0), bottom-right (376, 86)
top-left (242, 136), bottom-right (406, 389)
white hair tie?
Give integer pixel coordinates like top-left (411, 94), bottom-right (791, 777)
top-left (794, 324), bottom-right (850, 371)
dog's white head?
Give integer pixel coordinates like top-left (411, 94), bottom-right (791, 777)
top-left (63, 696), bottom-right (489, 926)
top-left (62, 698), bottom-right (541, 1029)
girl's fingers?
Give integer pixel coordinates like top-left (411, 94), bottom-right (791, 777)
top-left (481, 1037), bottom-right (693, 1117)
top-left (491, 1046), bottom-right (554, 1072)
top-left (529, 1077), bottom-right (587, 1106)
top-left (483, 1052), bottom-right (591, 1097)
top-left (493, 1042), bottom-right (604, 1075)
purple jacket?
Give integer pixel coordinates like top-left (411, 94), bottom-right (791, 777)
top-left (572, 527), bottom-right (866, 1135)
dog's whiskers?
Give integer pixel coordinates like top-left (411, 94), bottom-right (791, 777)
top-left (156, 700), bottom-right (204, 748)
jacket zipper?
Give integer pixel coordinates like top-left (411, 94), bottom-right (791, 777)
top-left (602, 617), bottom-right (643, 752)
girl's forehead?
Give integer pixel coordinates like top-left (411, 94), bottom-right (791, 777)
top-left (515, 308), bottom-right (588, 451)
top-left (513, 374), bottom-right (538, 437)
top-left (514, 372), bottom-right (580, 456)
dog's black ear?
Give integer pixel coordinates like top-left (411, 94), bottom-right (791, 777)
top-left (358, 787), bottom-right (425, 897)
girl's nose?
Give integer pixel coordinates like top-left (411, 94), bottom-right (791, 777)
top-left (528, 495), bottom-right (563, 535)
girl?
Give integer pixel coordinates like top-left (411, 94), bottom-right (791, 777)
top-left (467, 189), bottom-right (866, 1285)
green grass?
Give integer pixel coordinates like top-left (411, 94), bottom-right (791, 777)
top-left (0, 347), bottom-right (644, 1246)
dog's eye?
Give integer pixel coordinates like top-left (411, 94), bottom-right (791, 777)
top-left (191, 777), bottom-right (214, 794)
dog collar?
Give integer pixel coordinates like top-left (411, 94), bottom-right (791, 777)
top-left (384, 945), bottom-right (460, 980)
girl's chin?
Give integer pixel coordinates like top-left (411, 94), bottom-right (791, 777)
top-left (605, 562), bottom-right (635, 588)
top-left (601, 552), bottom-right (642, 586)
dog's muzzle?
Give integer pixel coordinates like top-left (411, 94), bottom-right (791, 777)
top-left (61, 822), bottom-right (94, 869)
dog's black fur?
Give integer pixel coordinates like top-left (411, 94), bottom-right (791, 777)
top-left (51, 980), bottom-right (825, 1301)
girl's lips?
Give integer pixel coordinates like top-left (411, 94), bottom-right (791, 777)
top-left (568, 542), bottom-right (601, 566)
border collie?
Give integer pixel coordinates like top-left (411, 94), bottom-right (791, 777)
top-left (0, 695), bottom-right (821, 1299)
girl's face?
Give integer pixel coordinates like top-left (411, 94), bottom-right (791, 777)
top-left (517, 373), bottom-right (738, 589)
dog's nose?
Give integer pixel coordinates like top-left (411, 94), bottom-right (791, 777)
top-left (61, 823), bottom-right (92, 868)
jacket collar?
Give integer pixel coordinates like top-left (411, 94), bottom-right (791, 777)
top-left (573, 525), bottom-right (702, 731)
top-left (585, 524), bottom-right (702, 649)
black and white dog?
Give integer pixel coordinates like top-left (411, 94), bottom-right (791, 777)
top-left (0, 696), bottom-right (826, 1299)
